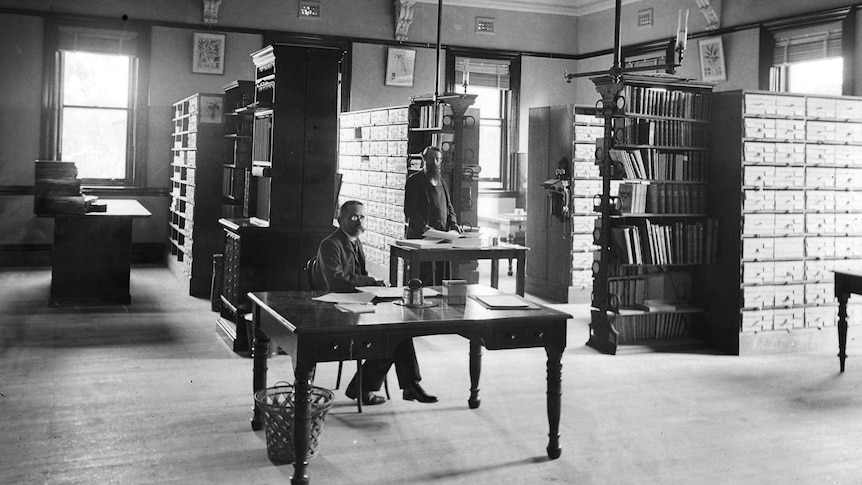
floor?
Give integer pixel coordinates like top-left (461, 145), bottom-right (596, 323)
top-left (2, 264), bottom-right (862, 484)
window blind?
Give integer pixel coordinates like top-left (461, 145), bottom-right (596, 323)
top-left (58, 26), bottom-right (138, 56)
top-left (773, 22), bottom-right (842, 65)
top-left (455, 57), bottom-right (510, 89)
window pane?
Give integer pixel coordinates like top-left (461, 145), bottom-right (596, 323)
top-left (479, 122), bottom-right (501, 180)
top-left (787, 57), bottom-right (843, 95)
top-left (63, 51), bottom-right (130, 108)
top-left (465, 85), bottom-right (501, 118)
top-left (61, 107), bottom-right (127, 179)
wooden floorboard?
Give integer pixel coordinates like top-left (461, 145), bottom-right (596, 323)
top-left (2, 266), bottom-right (862, 484)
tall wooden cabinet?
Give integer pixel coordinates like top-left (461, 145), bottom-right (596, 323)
top-left (527, 105), bottom-right (608, 303)
top-left (216, 44), bottom-right (341, 351)
top-left (706, 90), bottom-right (862, 354)
top-left (221, 80), bottom-right (254, 219)
top-left (588, 75), bottom-right (716, 354)
top-left (167, 92), bottom-right (231, 297)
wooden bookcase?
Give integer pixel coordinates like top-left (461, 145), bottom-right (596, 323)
top-left (216, 44), bottom-right (341, 352)
top-left (337, 94), bottom-right (478, 284)
top-left (221, 80), bottom-right (254, 219)
top-left (706, 90), bottom-right (862, 354)
top-left (588, 75), bottom-right (716, 355)
top-left (526, 105), bottom-right (609, 303)
top-left (167, 92), bottom-right (231, 297)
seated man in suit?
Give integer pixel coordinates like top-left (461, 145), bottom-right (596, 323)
top-left (316, 200), bottom-right (437, 405)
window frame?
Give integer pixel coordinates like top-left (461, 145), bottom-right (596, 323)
top-left (445, 48), bottom-right (520, 194)
top-left (759, 7), bottom-right (856, 95)
top-left (42, 17), bottom-right (150, 188)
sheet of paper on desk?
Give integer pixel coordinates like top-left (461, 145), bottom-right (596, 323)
top-left (312, 292), bottom-right (376, 304)
top-left (473, 295), bottom-right (534, 309)
top-left (395, 238), bottom-right (452, 249)
top-left (423, 228), bottom-right (463, 240)
top-left (335, 303), bottom-right (376, 313)
top-left (357, 286), bottom-right (439, 298)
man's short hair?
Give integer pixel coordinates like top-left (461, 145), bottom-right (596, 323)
top-left (421, 146), bottom-right (442, 159)
top-left (338, 200), bottom-right (364, 218)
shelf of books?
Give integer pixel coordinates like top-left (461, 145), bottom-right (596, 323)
top-left (706, 90), bottom-right (862, 354)
top-left (168, 92), bottom-right (231, 297)
top-left (589, 75), bottom-right (716, 355)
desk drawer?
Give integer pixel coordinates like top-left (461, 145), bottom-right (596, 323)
top-left (805, 305), bottom-right (836, 328)
top-left (806, 237), bottom-right (835, 259)
top-left (835, 145), bottom-right (862, 167)
top-left (743, 190), bottom-right (775, 212)
top-left (743, 262), bottom-right (774, 284)
top-left (743, 142), bottom-right (775, 164)
top-left (743, 166), bottom-right (775, 187)
top-left (807, 191), bottom-right (835, 212)
top-left (743, 285), bottom-right (775, 309)
top-left (773, 308), bottom-right (804, 330)
top-left (775, 120), bottom-right (806, 141)
top-left (835, 192), bottom-right (862, 211)
top-left (742, 214), bottom-right (775, 236)
top-left (745, 118), bottom-right (776, 139)
top-left (835, 168), bottom-right (862, 189)
top-left (806, 145), bottom-right (834, 166)
top-left (743, 238), bottom-right (774, 260)
top-left (774, 214), bottom-right (804, 235)
top-left (773, 261), bottom-right (804, 283)
top-left (488, 322), bottom-right (563, 350)
top-left (806, 282), bottom-right (834, 305)
top-left (313, 334), bottom-right (389, 362)
top-left (741, 309), bottom-right (773, 332)
top-left (774, 237), bottom-right (804, 259)
top-left (774, 191), bottom-right (805, 212)
top-left (806, 213), bottom-right (836, 234)
top-left (774, 284), bottom-right (805, 307)
top-left (774, 143), bottom-right (805, 164)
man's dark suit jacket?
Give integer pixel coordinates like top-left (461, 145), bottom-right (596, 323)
top-left (316, 228), bottom-right (379, 292)
top-left (404, 171), bottom-right (458, 239)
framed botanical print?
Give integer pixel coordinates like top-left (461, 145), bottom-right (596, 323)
top-left (699, 37), bottom-right (727, 82)
top-left (385, 47), bottom-right (416, 87)
top-left (193, 32), bottom-right (226, 75)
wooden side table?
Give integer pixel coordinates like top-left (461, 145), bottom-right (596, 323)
top-left (834, 270), bottom-right (862, 372)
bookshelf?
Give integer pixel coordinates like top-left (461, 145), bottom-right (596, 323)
top-left (706, 90), bottom-right (862, 354)
top-left (337, 94), bottom-right (478, 284)
top-left (221, 80), bottom-right (254, 219)
top-left (588, 75), bottom-right (716, 355)
top-left (167, 92), bottom-right (231, 297)
top-left (216, 44), bottom-right (340, 352)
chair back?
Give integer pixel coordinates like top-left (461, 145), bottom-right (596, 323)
top-left (304, 257), bottom-right (319, 290)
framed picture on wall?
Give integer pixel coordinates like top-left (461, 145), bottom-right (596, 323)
top-left (699, 37), bottom-right (727, 82)
top-left (385, 47), bottom-right (416, 87)
top-left (192, 32), bottom-right (226, 74)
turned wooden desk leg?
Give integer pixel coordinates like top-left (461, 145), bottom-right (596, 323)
top-left (515, 253), bottom-right (526, 297)
top-left (468, 341), bottom-right (483, 409)
top-left (291, 362), bottom-right (315, 485)
top-left (507, 258), bottom-right (513, 277)
top-left (546, 346), bottom-right (563, 460)
top-left (389, 252), bottom-right (398, 287)
top-left (838, 292), bottom-right (849, 373)
top-left (251, 324), bottom-right (270, 431)
top-left (490, 259), bottom-right (499, 290)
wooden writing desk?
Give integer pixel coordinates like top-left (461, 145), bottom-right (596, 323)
top-left (388, 243), bottom-right (529, 296)
top-left (835, 270), bottom-right (862, 372)
top-left (50, 199), bottom-right (151, 306)
top-left (249, 284), bottom-right (570, 485)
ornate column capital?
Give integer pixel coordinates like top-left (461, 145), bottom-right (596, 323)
top-left (394, 0), bottom-right (417, 41)
top-left (695, 0), bottom-right (721, 31)
top-left (202, 0), bottom-right (222, 25)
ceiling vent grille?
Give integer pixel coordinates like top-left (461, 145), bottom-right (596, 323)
top-left (476, 17), bottom-right (495, 34)
top-left (638, 8), bottom-right (653, 27)
top-left (299, 2), bottom-right (321, 18)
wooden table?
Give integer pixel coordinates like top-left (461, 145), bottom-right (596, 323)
top-left (835, 270), bottom-right (862, 372)
top-left (249, 284), bottom-right (570, 485)
top-left (50, 199), bottom-right (151, 306)
top-left (389, 243), bottom-right (529, 296)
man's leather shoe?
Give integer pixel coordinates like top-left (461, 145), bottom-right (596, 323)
top-left (402, 382), bottom-right (437, 403)
top-left (345, 386), bottom-right (386, 405)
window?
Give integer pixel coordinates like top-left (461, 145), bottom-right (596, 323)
top-left (45, 22), bottom-right (147, 186)
top-left (450, 54), bottom-right (519, 191)
top-left (769, 22), bottom-right (844, 95)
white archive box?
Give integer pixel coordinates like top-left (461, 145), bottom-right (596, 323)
top-left (807, 97), bottom-right (838, 117)
top-left (745, 118), bottom-right (776, 139)
top-left (774, 119), bottom-right (806, 141)
top-left (742, 214), bottom-right (774, 235)
top-left (806, 190), bottom-right (836, 212)
top-left (773, 307), bottom-right (804, 330)
top-left (743, 285), bottom-right (776, 309)
top-left (835, 122), bottom-right (862, 140)
top-left (835, 213), bottom-right (862, 234)
top-left (834, 145), bottom-right (862, 167)
top-left (835, 192), bottom-right (862, 211)
top-left (774, 213), bottom-right (805, 235)
top-left (741, 309), bottom-right (773, 332)
top-left (805, 260), bottom-right (835, 281)
top-left (806, 144), bottom-right (834, 165)
top-left (742, 261), bottom-right (774, 284)
top-left (774, 190), bottom-right (805, 212)
top-left (806, 213), bottom-right (836, 234)
top-left (745, 93), bottom-right (777, 115)
top-left (743, 142), bottom-right (775, 164)
top-left (774, 142), bottom-right (805, 164)
top-left (742, 238), bottom-right (774, 260)
top-left (836, 98), bottom-right (862, 120)
top-left (806, 121), bottom-right (837, 142)
top-left (805, 305), bottom-right (836, 328)
top-left (835, 237), bottom-right (862, 257)
top-left (743, 165), bottom-right (775, 186)
top-left (774, 284), bottom-right (805, 307)
top-left (773, 260), bottom-right (804, 283)
top-left (773, 237), bottom-right (804, 258)
top-left (774, 95), bottom-right (806, 117)
top-left (835, 168), bottom-right (862, 189)
top-left (806, 236), bottom-right (835, 259)
top-left (806, 282), bottom-right (834, 305)
top-left (806, 167), bottom-right (836, 188)
top-left (743, 190), bottom-right (775, 212)
top-left (773, 167), bottom-right (805, 188)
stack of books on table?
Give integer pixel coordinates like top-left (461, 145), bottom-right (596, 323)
top-left (33, 161), bottom-right (101, 215)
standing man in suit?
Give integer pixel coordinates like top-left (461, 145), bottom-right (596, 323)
top-left (316, 200), bottom-right (437, 405)
top-left (403, 146), bottom-right (463, 284)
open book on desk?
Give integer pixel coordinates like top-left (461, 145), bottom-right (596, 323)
top-left (396, 228), bottom-right (483, 249)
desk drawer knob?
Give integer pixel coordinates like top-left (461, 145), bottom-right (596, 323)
top-left (330, 342), bottom-right (340, 351)
top-left (508, 333), bottom-right (517, 341)
top-left (364, 342), bottom-right (373, 349)
top-left (535, 331), bottom-right (544, 339)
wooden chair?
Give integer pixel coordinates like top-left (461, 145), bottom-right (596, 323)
top-left (304, 257), bottom-right (389, 412)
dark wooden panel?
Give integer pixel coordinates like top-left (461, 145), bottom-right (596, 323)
top-left (546, 105), bottom-right (574, 288)
top-left (526, 106), bottom-right (550, 284)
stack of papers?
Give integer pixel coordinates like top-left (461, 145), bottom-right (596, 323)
top-left (357, 286), bottom-right (439, 299)
top-left (472, 295), bottom-right (536, 309)
top-left (335, 303), bottom-right (376, 314)
top-left (311, 292), bottom-right (375, 304)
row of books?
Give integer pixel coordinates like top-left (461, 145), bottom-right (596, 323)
top-left (614, 311), bottom-right (694, 342)
top-left (251, 117), bottom-right (272, 163)
top-left (33, 161), bottom-right (103, 214)
top-left (608, 148), bottom-right (707, 181)
top-left (613, 118), bottom-right (710, 148)
top-left (415, 103), bottom-right (446, 129)
top-left (610, 219), bottom-right (719, 265)
top-left (617, 182), bottom-right (708, 214)
top-left (609, 278), bottom-right (646, 308)
top-left (621, 85), bottom-right (711, 121)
